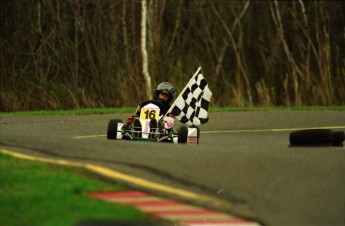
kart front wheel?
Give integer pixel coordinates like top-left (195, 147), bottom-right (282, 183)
top-left (178, 126), bottom-right (188, 143)
top-left (107, 119), bottom-right (123, 140)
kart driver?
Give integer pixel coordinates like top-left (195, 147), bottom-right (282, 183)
top-left (153, 82), bottom-right (176, 114)
top-left (134, 82), bottom-right (176, 133)
top-left (135, 82), bottom-right (176, 116)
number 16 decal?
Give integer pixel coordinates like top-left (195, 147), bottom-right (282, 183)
top-left (140, 108), bottom-right (159, 120)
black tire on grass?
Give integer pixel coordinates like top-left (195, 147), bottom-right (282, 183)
top-left (332, 131), bottom-right (345, 145)
top-left (289, 129), bottom-right (333, 145)
top-left (289, 129), bottom-right (345, 146)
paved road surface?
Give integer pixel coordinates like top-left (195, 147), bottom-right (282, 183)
top-left (1, 111), bottom-right (344, 226)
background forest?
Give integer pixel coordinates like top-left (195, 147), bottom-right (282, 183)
top-left (1, 0), bottom-right (344, 111)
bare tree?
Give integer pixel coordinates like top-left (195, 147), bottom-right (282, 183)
top-left (1, 1), bottom-right (344, 111)
top-left (211, 1), bottom-right (253, 106)
top-left (141, 0), bottom-right (152, 99)
top-left (270, 0), bottom-right (304, 105)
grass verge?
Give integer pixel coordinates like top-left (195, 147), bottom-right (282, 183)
top-left (0, 107), bottom-right (137, 116)
top-left (1, 106), bottom-right (344, 116)
top-left (0, 152), bottom-right (161, 226)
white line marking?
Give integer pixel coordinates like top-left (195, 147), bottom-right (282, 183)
top-left (201, 126), bottom-right (345, 134)
top-left (72, 135), bottom-right (106, 139)
top-left (71, 126), bottom-right (345, 139)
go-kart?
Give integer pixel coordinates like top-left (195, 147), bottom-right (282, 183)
top-left (107, 100), bottom-right (200, 144)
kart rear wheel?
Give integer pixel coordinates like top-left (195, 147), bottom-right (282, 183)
top-left (178, 126), bottom-right (188, 143)
top-left (107, 119), bottom-right (123, 140)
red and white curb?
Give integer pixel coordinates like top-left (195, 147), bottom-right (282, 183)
top-left (89, 191), bottom-right (260, 226)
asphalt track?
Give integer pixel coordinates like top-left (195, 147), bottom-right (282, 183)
top-left (1, 110), bottom-right (344, 226)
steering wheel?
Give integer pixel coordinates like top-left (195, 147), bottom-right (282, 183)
top-left (139, 100), bottom-right (165, 115)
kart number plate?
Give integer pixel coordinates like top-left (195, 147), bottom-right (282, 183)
top-left (140, 108), bottom-right (159, 121)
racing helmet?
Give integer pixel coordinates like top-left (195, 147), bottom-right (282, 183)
top-left (154, 82), bottom-right (176, 104)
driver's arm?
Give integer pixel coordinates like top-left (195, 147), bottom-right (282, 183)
top-left (135, 105), bottom-right (141, 116)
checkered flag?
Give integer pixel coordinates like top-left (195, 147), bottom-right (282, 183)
top-left (167, 67), bottom-right (212, 126)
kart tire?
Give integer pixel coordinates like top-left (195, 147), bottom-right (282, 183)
top-left (178, 126), bottom-right (188, 143)
top-left (289, 129), bottom-right (336, 146)
top-left (107, 119), bottom-right (123, 140)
